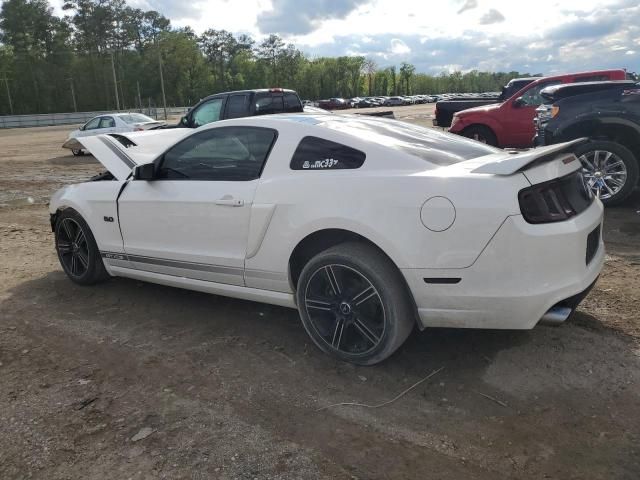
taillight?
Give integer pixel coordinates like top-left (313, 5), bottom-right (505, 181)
top-left (518, 171), bottom-right (593, 224)
top-left (269, 87), bottom-right (284, 92)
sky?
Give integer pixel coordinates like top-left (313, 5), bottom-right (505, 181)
top-left (48, 0), bottom-right (640, 75)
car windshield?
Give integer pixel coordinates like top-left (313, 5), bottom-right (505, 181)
top-left (320, 117), bottom-right (498, 166)
top-left (119, 113), bottom-right (155, 124)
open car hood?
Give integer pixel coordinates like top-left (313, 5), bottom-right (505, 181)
top-left (77, 129), bottom-right (191, 180)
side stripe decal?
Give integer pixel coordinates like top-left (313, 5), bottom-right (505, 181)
top-left (100, 251), bottom-right (243, 276)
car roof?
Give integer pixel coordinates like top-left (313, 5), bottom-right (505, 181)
top-left (203, 113), bottom-right (499, 167)
top-left (541, 80), bottom-right (637, 100)
top-left (201, 89), bottom-right (297, 102)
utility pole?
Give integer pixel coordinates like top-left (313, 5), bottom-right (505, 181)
top-left (110, 52), bottom-right (120, 110)
top-left (3, 75), bottom-right (13, 115)
top-left (136, 81), bottom-right (142, 111)
top-left (157, 46), bottom-right (167, 120)
top-left (68, 78), bottom-right (78, 112)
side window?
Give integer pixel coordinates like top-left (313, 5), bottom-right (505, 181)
top-left (290, 136), bottom-right (366, 170)
top-left (158, 127), bottom-right (277, 181)
top-left (226, 94), bottom-right (250, 119)
top-left (255, 93), bottom-right (284, 115)
top-left (99, 116), bottom-right (115, 128)
top-left (83, 117), bottom-right (101, 130)
top-left (284, 93), bottom-right (302, 112)
top-left (192, 98), bottom-right (224, 127)
top-left (519, 81), bottom-right (562, 107)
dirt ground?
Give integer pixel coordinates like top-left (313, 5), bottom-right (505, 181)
top-left (1, 105), bottom-right (639, 479)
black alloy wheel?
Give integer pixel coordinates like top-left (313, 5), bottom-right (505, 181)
top-left (56, 217), bottom-right (90, 278)
top-left (304, 264), bottom-right (386, 357)
top-left (296, 242), bottom-right (415, 365)
top-left (55, 209), bottom-right (109, 285)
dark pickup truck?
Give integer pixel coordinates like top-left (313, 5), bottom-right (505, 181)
top-left (173, 88), bottom-right (303, 128)
top-left (433, 77), bottom-right (538, 128)
top-left (534, 80), bottom-right (640, 206)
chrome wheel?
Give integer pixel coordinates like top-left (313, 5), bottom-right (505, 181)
top-left (579, 150), bottom-right (628, 200)
top-left (56, 218), bottom-right (89, 278)
top-left (304, 264), bottom-right (386, 356)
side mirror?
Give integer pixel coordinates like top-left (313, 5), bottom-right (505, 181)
top-left (133, 163), bottom-right (156, 181)
top-left (180, 116), bottom-right (189, 126)
top-left (513, 97), bottom-right (526, 108)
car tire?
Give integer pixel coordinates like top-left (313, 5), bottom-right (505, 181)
top-left (71, 148), bottom-right (84, 156)
top-left (574, 141), bottom-right (639, 207)
top-left (462, 125), bottom-right (498, 146)
top-left (296, 241), bottom-right (415, 365)
top-left (55, 208), bottom-right (109, 285)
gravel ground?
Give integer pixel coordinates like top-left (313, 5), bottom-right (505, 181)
top-left (1, 105), bottom-right (639, 479)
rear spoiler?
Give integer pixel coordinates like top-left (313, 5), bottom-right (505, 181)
top-left (470, 138), bottom-right (588, 175)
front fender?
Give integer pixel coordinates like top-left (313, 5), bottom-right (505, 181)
top-left (48, 181), bottom-right (126, 254)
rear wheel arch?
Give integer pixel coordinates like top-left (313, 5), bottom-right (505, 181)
top-left (289, 229), bottom-right (385, 289)
top-left (559, 121), bottom-right (640, 156)
top-left (288, 228), bottom-right (420, 326)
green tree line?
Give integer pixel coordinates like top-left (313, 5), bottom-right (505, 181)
top-left (0, 0), bottom-right (531, 115)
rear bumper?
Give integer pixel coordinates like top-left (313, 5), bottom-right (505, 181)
top-left (402, 200), bottom-right (605, 330)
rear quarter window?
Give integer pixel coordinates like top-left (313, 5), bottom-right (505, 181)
top-left (290, 136), bottom-right (366, 170)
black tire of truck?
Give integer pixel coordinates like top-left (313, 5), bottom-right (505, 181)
top-left (461, 125), bottom-right (498, 147)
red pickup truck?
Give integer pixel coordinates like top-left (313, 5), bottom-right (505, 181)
top-left (448, 69), bottom-right (627, 148)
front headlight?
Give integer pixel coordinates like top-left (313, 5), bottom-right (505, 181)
top-left (451, 114), bottom-right (460, 128)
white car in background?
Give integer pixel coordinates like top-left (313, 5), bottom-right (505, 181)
top-left (49, 114), bottom-right (604, 364)
top-left (62, 113), bottom-right (165, 156)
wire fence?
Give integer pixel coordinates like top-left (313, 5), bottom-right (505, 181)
top-left (0, 107), bottom-right (189, 129)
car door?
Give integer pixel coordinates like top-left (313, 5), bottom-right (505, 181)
top-left (507, 80), bottom-right (562, 147)
top-left (224, 93), bottom-right (251, 119)
top-left (189, 97), bottom-right (225, 127)
top-left (75, 116), bottom-right (102, 138)
top-left (98, 116), bottom-right (117, 134)
top-left (117, 126), bottom-right (278, 286)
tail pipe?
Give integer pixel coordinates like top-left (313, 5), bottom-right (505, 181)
top-left (538, 278), bottom-right (599, 326)
top-left (539, 306), bottom-right (573, 326)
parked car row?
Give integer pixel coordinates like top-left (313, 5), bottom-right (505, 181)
top-left (314, 95), bottom-right (438, 110)
top-left (64, 89), bottom-right (395, 155)
top-left (446, 69), bottom-right (627, 147)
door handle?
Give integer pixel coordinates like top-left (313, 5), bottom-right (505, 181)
top-left (215, 196), bottom-right (244, 207)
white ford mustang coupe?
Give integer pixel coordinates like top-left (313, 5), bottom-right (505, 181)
top-left (50, 114), bottom-right (604, 364)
